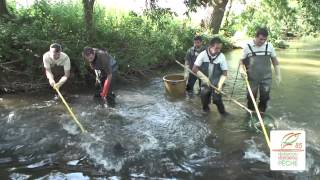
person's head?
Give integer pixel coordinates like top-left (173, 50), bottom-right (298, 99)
top-left (208, 37), bottom-right (223, 54)
top-left (49, 43), bottom-right (62, 60)
top-left (255, 27), bottom-right (268, 46)
top-left (83, 47), bottom-right (95, 63)
top-left (193, 35), bottom-right (203, 49)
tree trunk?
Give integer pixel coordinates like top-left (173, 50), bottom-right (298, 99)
top-left (223, 0), bottom-right (233, 28)
top-left (210, 0), bottom-right (229, 34)
top-left (0, 0), bottom-right (9, 17)
top-left (82, 0), bottom-right (95, 43)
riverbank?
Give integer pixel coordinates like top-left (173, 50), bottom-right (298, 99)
top-left (0, 59), bottom-right (176, 94)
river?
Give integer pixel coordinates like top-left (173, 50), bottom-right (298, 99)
top-left (0, 40), bottom-right (319, 179)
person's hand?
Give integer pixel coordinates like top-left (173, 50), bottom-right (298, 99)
top-left (54, 82), bottom-right (62, 90)
top-left (215, 75), bottom-right (226, 94)
top-left (215, 85), bottom-right (222, 94)
top-left (196, 71), bottom-right (211, 86)
top-left (95, 77), bottom-right (101, 86)
top-left (54, 76), bottom-right (67, 90)
top-left (274, 65), bottom-right (281, 87)
top-left (49, 78), bottom-right (55, 87)
top-left (275, 74), bottom-right (281, 86)
top-left (184, 69), bottom-right (189, 80)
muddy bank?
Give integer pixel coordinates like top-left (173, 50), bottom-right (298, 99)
top-left (0, 59), bottom-right (174, 94)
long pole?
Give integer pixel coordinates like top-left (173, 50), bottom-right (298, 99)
top-left (243, 76), bottom-right (270, 148)
top-left (230, 63), bottom-right (240, 99)
top-left (54, 87), bottom-right (87, 133)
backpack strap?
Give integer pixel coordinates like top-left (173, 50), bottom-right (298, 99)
top-left (247, 44), bottom-right (256, 56)
top-left (265, 42), bottom-right (269, 56)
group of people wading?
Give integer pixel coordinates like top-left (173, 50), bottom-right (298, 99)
top-left (43, 27), bottom-right (281, 115)
top-left (43, 44), bottom-right (118, 107)
top-left (184, 27), bottom-right (281, 116)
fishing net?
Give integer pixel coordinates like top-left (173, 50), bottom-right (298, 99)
top-left (248, 112), bottom-right (278, 133)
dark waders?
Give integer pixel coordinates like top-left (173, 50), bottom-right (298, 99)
top-left (244, 44), bottom-right (272, 113)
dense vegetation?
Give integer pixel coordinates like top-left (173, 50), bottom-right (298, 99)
top-left (0, 0), bottom-right (318, 92)
top-left (220, 0), bottom-right (319, 41)
top-left (0, 1), bottom-right (232, 89)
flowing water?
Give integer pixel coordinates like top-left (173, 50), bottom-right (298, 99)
top-left (0, 41), bottom-right (319, 179)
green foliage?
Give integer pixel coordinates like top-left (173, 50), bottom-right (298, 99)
top-left (92, 6), bottom-right (200, 72)
top-left (1, 0), bottom-right (234, 84)
top-left (223, 0), bottom-right (319, 45)
top-left (0, 1), bottom-right (189, 79)
top-left (201, 33), bottom-right (233, 51)
top-left (184, 0), bottom-right (213, 16)
top-left (298, 0), bottom-right (320, 35)
top-left (236, 0), bottom-right (296, 44)
top-left (220, 12), bottom-right (241, 38)
top-left (0, 1), bottom-right (87, 78)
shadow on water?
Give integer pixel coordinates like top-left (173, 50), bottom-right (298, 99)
top-left (1, 42), bottom-right (320, 179)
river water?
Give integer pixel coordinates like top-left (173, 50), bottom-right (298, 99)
top-left (0, 41), bottom-right (319, 179)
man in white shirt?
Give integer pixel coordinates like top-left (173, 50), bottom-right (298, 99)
top-left (192, 37), bottom-right (229, 115)
top-left (43, 43), bottom-right (71, 90)
top-left (239, 28), bottom-right (281, 113)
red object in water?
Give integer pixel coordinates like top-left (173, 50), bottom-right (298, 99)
top-left (100, 79), bottom-right (111, 98)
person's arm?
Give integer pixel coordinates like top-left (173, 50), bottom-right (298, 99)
top-left (103, 53), bottom-right (113, 82)
top-left (100, 53), bottom-right (113, 98)
top-left (216, 55), bottom-right (228, 93)
top-left (45, 68), bottom-right (55, 87)
top-left (239, 45), bottom-right (249, 77)
top-left (191, 65), bottom-right (199, 74)
top-left (54, 55), bottom-right (71, 89)
top-left (270, 44), bottom-right (281, 85)
top-left (43, 54), bottom-right (56, 87)
top-left (271, 56), bottom-right (281, 86)
top-left (192, 53), bottom-right (210, 86)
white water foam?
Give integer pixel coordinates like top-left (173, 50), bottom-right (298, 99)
top-left (138, 130), bottom-right (160, 152)
top-left (61, 116), bottom-right (80, 135)
top-left (243, 138), bottom-right (269, 163)
top-left (10, 173), bottom-right (31, 180)
top-left (27, 160), bottom-right (49, 168)
top-left (130, 173), bottom-right (177, 180)
top-left (35, 172), bottom-right (90, 180)
top-left (80, 133), bottom-right (125, 172)
top-left (7, 111), bottom-right (15, 124)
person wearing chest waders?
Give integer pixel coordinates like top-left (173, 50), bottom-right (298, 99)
top-left (43, 43), bottom-right (71, 90)
top-left (192, 37), bottom-right (229, 115)
top-left (239, 28), bottom-right (281, 114)
top-left (184, 35), bottom-right (206, 92)
top-left (82, 47), bottom-right (118, 107)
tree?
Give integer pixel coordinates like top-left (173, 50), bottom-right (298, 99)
top-left (82, 0), bottom-right (95, 42)
top-left (0, 0), bottom-right (9, 17)
top-left (210, 0), bottom-right (229, 34)
top-left (298, 0), bottom-right (320, 34)
top-left (222, 0), bottom-right (233, 28)
top-left (184, 0), bottom-right (229, 34)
